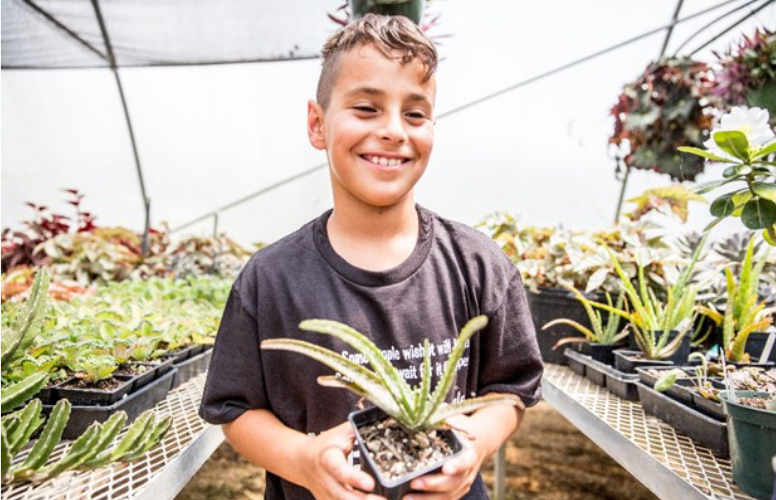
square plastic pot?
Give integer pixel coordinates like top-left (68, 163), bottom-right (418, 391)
top-left (42, 368), bottom-right (176, 440)
top-left (56, 375), bottom-right (134, 406)
top-left (564, 349), bottom-right (586, 377)
top-left (577, 341), bottom-right (626, 366)
top-left (720, 391), bottom-right (776, 500)
top-left (613, 349), bottom-right (674, 374)
top-left (348, 406), bottom-right (464, 500)
top-left (169, 348), bottom-right (213, 390)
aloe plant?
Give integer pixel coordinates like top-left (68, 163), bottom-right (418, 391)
top-left (1, 268), bottom-right (50, 366)
top-left (261, 316), bottom-right (523, 431)
top-left (699, 237), bottom-right (774, 362)
top-left (589, 234), bottom-right (708, 360)
top-left (0, 399), bottom-right (171, 484)
top-left (654, 352), bottom-right (718, 399)
top-left (542, 284), bottom-right (628, 348)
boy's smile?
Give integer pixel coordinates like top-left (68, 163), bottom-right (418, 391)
top-left (308, 43), bottom-right (436, 209)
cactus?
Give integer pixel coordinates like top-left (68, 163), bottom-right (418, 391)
top-left (1, 372), bottom-right (48, 413)
top-left (11, 399), bottom-right (70, 480)
top-left (1, 268), bottom-right (50, 366)
top-left (262, 316), bottom-right (524, 431)
top-left (0, 403), bottom-right (171, 485)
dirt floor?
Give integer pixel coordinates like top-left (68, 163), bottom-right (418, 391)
top-left (176, 402), bottom-right (658, 500)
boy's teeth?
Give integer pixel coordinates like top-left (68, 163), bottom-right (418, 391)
top-left (379, 157), bottom-right (388, 166)
top-left (366, 155), bottom-right (404, 166)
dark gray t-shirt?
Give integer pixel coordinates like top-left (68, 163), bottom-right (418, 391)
top-left (199, 206), bottom-right (543, 500)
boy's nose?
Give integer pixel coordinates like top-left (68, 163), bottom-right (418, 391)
top-left (378, 111), bottom-right (408, 144)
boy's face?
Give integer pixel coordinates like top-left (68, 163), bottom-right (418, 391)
top-left (308, 43), bottom-right (436, 209)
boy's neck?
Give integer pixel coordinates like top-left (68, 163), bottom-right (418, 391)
top-left (327, 194), bottom-right (420, 272)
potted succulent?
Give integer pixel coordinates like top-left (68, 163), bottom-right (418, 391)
top-left (699, 236), bottom-right (775, 365)
top-left (593, 235), bottom-right (708, 373)
top-left (719, 390), bottom-right (776, 499)
top-left (543, 284), bottom-right (627, 366)
top-left (261, 316), bottom-right (522, 500)
top-left (679, 106), bottom-right (776, 244)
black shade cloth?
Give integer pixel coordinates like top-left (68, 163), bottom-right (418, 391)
top-left (2, 0), bottom-right (342, 69)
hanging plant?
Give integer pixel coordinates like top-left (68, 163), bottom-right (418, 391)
top-left (610, 57), bottom-right (721, 181)
top-left (713, 28), bottom-right (776, 126)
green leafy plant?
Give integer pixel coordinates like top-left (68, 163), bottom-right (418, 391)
top-left (679, 107), bottom-right (776, 244)
top-left (590, 235), bottom-right (708, 360)
top-left (261, 316), bottom-right (523, 431)
top-left (542, 284), bottom-right (628, 348)
top-left (654, 352), bottom-right (718, 400)
top-left (699, 237), bottom-right (774, 362)
top-left (74, 355), bottom-right (118, 383)
top-left (1, 397), bottom-right (171, 484)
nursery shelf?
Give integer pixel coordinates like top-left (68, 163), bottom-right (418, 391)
top-left (1, 373), bottom-right (224, 500)
top-left (541, 364), bottom-right (755, 500)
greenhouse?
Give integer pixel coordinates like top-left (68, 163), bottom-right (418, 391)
top-left (2, 1), bottom-right (776, 499)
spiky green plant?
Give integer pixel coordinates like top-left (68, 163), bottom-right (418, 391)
top-left (699, 237), bottom-right (774, 362)
top-left (1, 268), bottom-right (50, 367)
top-left (1, 400), bottom-right (171, 484)
top-left (589, 234), bottom-right (708, 360)
top-left (261, 316), bottom-right (523, 431)
top-left (542, 284), bottom-right (628, 349)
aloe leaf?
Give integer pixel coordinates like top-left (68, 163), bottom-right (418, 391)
top-left (299, 319), bottom-right (414, 419)
top-left (12, 399), bottom-right (70, 479)
top-left (2, 427), bottom-right (11, 483)
top-left (262, 338), bottom-right (401, 418)
top-left (542, 318), bottom-right (597, 341)
top-left (108, 411), bottom-right (154, 462)
top-left (40, 422), bottom-right (101, 478)
top-left (418, 316), bottom-right (487, 427)
top-left (79, 412), bottom-right (127, 468)
top-left (316, 376), bottom-right (409, 426)
top-left (1, 373), bottom-right (48, 414)
top-left (120, 416), bottom-right (173, 462)
top-left (654, 369), bottom-right (685, 392)
top-left (561, 284), bottom-right (602, 337)
top-left (8, 399), bottom-right (44, 456)
top-left (427, 393), bottom-right (524, 428)
top-left (412, 339), bottom-right (433, 427)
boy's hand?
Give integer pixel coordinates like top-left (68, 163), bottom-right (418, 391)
top-left (302, 421), bottom-right (385, 500)
top-left (403, 415), bottom-right (487, 500)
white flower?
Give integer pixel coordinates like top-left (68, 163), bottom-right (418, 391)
top-left (704, 107), bottom-right (776, 158)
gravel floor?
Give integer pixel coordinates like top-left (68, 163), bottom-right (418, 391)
top-left (176, 402), bottom-right (658, 500)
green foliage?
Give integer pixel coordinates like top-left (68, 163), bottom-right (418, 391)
top-left (0, 373), bottom-right (48, 413)
top-left (1, 268), bottom-right (50, 366)
top-left (543, 284), bottom-right (628, 347)
top-left (0, 401), bottom-right (170, 484)
top-left (262, 316), bottom-right (524, 431)
top-left (590, 235), bottom-right (708, 360)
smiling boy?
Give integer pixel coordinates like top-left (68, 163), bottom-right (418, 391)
top-left (200, 14), bottom-right (543, 500)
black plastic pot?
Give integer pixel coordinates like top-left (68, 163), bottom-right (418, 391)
top-left (119, 358), bottom-right (175, 392)
top-left (613, 349), bottom-right (673, 374)
top-left (349, 0), bottom-right (426, 24)
top-left (525, 286), bottom-right (605, 365)
top-left (636, 381), bottom-right (729, 458)
top-left (692, 391), bottom-right (725, 421)
top-left (577, 341), bottom-right (626, 366)
top-left (170, 348), bottom-right (213, 390)
top-left (42, 368), bottom-right (176, 440)
top-left (604, 368), bottom-right (640, 401)
top-left (348, 406), bottom-right (464, 500)
top-left (165, 344), bottom-right (202, 363)
top-left (564, 349), bottom-right (586, 377)
top-left (624, 330), bottom-right (692, 365)
top-left (743, 332), bottom-right (776, 364)
top-left (635, 366), bottom-right (695, 406)
top-left (56, 375), bottom-right (134, 406)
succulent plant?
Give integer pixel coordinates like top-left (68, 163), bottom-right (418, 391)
top-left (261, 316), bottom-right (523, 431)
top-left (543, 285), bottom-right (628, 348)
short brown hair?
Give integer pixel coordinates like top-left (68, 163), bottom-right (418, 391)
top-left (316, 14), bottom-right (438, 110)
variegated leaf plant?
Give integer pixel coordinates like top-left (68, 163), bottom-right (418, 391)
top-left (261, 316), bottom-right (524, 431)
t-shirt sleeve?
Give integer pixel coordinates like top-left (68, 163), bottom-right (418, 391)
top-left (477, 270), bottom-right (544, 407)
top-left (198, 279), bottom-right (269, 424)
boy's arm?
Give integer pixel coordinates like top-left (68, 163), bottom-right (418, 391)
top-left (407, 398), bottom-right (522, 499)
top-left (223, 408), bottom-right (384, 500)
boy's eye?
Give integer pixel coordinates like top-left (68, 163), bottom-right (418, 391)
top-left (406, 111), bottom-right (428, 120)
top-left (354, 106), bottom-right (377, 113)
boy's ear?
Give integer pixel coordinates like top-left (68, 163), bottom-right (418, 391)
top-left (307, 100), bottom-right (326, 151)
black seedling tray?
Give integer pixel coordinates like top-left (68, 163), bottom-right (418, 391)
top-left (42, 368), bottom-right (176, 440)
top-left (170, 348), bottom-right (213, 390)
top-left (614, 349), bottom-right (674, 374)
top-left (348, 406), bottom-right (464, 500)
top-left (56, 375), bottom-right (134, 406)
top-left (692, 391), bottom-right (725, 420)
top-left (604, 368), bottom-right (640, 401)
top-left (635, 366), bottom-right (695, 406)
top-left (564, 349), bottom-right (586, 377)
top-left (636, 381), bottom-right (728, 458)
top-left (121, 357), bottom-right (175, 392)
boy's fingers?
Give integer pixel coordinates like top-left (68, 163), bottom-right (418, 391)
top-left (409, 470), bottom-right (464, 493)
top-left (320, 445), bottom-right (375, 493)
top-left (441, 448), bottom-right (476, 475)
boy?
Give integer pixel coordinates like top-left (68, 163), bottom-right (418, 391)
top-left (200, 14), bottom-right (543, 500)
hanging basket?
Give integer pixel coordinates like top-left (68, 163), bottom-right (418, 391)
top-left (349, 0), bottom-right (426, 25)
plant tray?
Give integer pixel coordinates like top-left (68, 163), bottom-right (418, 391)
top-left (635, 366), bottom-right (695, 406)
top-left (564, 349), bottom-right (586, 377)
top-left (56, 375), bottom-right (134, 406)
top-left (124, 358), bottom-right (175, 392)
top-left (564, 349), bottom-right (604, 386)
top-left (170, 349), bottom-right (213, 390)
top-left (348, 406), bottom-right (464, 500)
top-left (41, 368), bottom-right (176, 440)
top-left (692, 391), bottom-right (725, 421)
top-left (604, 368), bottom-right (639, 401)
top-left (613, 349), bottom-right (673, 374)
top-left (636, 380), bottom-right (729, 458)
